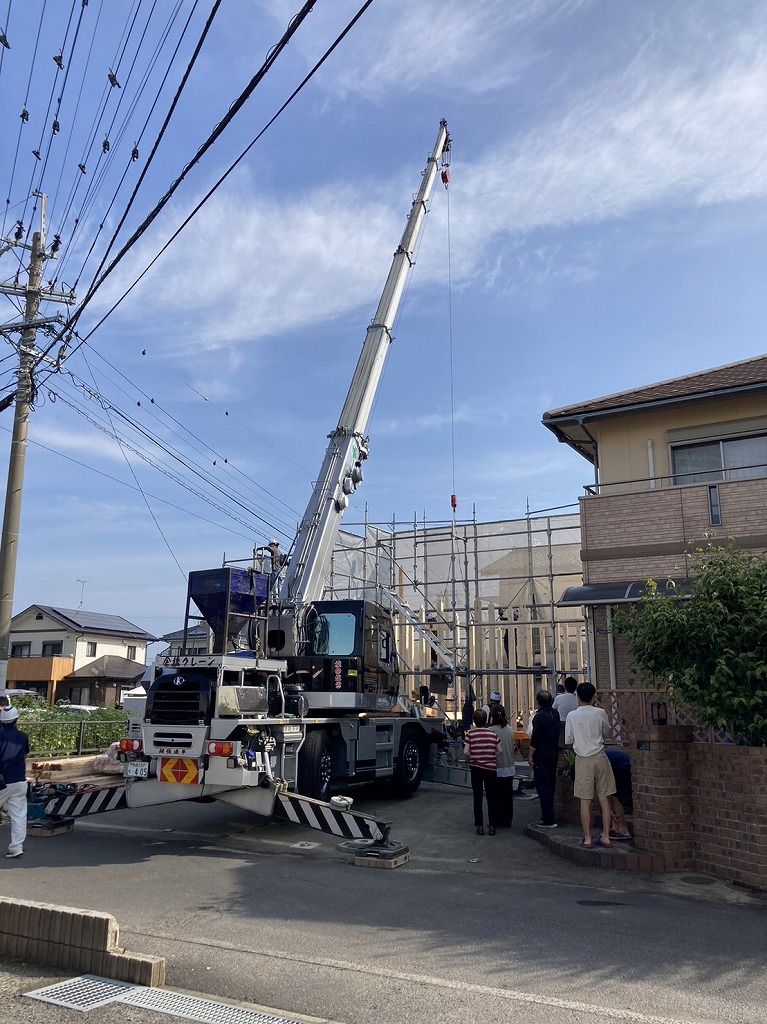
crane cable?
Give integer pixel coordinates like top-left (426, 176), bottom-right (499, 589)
top-left (441, 140), bottom-right (457, 514)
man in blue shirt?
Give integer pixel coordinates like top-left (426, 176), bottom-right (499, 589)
top-left (0, 706), bottom-right (30, 858)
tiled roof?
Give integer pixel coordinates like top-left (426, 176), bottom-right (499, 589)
top-left (27, 605), bottom-right (156, 641)
top-left (543, 354), bottom-right (767, 421)
top-left (65, 654), bottom-right (147, 680)
top-left (161, 625), bottom-right (208, 642)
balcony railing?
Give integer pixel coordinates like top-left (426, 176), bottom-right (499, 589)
top-left (584, 462), bottom-right (767, 496)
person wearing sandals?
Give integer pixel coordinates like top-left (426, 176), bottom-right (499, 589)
top-left (489, 704), bottom-right (516, 828)
top-left (464, 708), bottom-right (501, 835)
top-left (564, 682), bottom-right (616, 849)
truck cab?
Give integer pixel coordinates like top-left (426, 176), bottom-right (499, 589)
top-left (267, 599), bottom-right (399, 714)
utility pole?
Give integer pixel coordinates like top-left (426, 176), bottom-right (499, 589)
top-left (0, 194), bottom-right (75, 685)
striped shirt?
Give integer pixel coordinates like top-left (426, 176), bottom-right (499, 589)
top-left (465, 726), bottom-right (501, 771)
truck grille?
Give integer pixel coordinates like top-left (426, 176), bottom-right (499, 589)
top-left (146, 671), bottom-right (212, 724)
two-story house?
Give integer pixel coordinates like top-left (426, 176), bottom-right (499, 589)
top-left (7, 606), bottom-right (156, 705)
top-left (542, 353), bottom-right (767, 735)
top-left (159, 624), bottom-right (210, 658)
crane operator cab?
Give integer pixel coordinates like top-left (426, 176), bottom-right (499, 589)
top-left (267, 599), bottom-right (400, 715)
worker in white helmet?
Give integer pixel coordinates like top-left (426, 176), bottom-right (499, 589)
top-left (0, 706), bottom-right (29, 858)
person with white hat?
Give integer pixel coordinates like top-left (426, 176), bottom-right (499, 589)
top-left (481, 690), bottom-right (502, 720)
top-left (0, 706), bottom-right (29, 858)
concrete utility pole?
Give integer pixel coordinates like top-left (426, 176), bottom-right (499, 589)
top-left (0, 195), bottom-right (75, 685)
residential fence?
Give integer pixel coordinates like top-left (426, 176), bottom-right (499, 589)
top-left (25, 718), bottom-right (129, 758)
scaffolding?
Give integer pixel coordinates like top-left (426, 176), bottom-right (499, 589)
top-left (325, 506), bottom-right (586, 730)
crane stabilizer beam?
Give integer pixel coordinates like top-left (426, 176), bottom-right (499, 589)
top-left (281, 121), bottom-right (451, 605)
top-left (44, 781), bottom-right (395, 850)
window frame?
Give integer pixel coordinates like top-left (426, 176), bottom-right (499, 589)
top-left (86, 641), bottom-right (97, 658)
top-left (42, 641), bottom-right (63, 657)
top-left (670, 430), bottom-right (767, 486)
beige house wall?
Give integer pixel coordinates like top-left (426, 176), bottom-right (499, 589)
top-left (576, 392), bottom-right (767, 736)
top-left (593, 393), bottom-right (767, 490)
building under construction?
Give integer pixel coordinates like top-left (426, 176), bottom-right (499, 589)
top-left (327, 508), bottom-right (586, 729)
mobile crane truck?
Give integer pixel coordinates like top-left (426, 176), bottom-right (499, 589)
top-left (47, 121), bottom-right (452, 853)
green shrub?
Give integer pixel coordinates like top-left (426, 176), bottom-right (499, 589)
top-left (613, 542), bottom-right (767, 746)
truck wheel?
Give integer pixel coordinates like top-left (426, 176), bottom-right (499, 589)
top-left (392, 731), bottom-right (425, 798)
top-left (297, 730), bottom-right (332, 801)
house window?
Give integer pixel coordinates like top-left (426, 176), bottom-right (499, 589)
top-left (10, 642), bottom-right (30, 658)
top-left (708, 485), bottom-right (722, 527)
top-left (42, 642), bottom-right (63, 657)
top-left (86, 641), bottom-right (97, 658)
top-left (672, 433), bottom-right (767, 485)
top-left (126, 645), bottom-right (136, 661)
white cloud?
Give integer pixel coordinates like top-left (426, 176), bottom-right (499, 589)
top-left (456, 29), bottom-right (767, 244)
top-left (266, 0), bottom-right (595, 100)
top-left (375, 404), bottom-right (476, 436)
top-left (32, 423), bottom-right (126, 463)
top-left (81, 3), bottom-right (767, 360)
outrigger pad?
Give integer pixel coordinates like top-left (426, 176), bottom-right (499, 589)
top-left (336, 837), bottom-right (410, 868)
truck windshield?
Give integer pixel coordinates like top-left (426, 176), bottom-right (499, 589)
top-left (312, 613), bottom-right (356, 656)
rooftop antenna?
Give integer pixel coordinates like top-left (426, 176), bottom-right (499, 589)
top-left (77, 579), bottom-right (90, 610)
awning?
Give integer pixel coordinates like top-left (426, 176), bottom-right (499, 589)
top-left (558, 578), bottom-right (692, 607)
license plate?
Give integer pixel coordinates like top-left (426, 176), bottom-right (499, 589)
top-left (124, 761), bottom-right (149, 778)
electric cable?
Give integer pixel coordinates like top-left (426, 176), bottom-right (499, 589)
top-left (48, 383), bottom-right (290, 541)
top-left (84, 346), bottom-right (303, 519)
top-left (0, 418), bottom-right (258, 542)
top-left (82, 348), bottom-right (188, 580)
top-left (137, 346), bottom-right (313, 478)
top-left (51, 369), bottom-right (296, 541)
top-left (61, 0), bottom-right (197, 290)
top-left (39, 0), bottom-right (376, 371)
top-left (18, 0), bottom-right (79, 242)
top-left (71, 0), bottom-right (314, 336)
top-left (67, 357), bottom-right (300, 535)
top-left (2, 0), bottom-right (46, 237)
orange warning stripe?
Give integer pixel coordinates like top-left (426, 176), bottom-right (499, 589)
top-left (159, 757), bottom-right (200, 784)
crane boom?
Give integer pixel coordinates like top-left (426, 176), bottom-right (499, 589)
top-left (280, 120), bottom-right (451, 605)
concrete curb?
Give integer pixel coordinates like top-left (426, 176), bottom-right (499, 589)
top-left (524, 823), bottom-right (666, 873)
top-left (0, 898), bottom-right (165, 986)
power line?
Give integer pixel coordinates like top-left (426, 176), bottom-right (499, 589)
top-left (39, 0), bottom-right (376, 371)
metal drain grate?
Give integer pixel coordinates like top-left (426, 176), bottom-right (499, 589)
top-left (25, 974), bottom-right (137, 1010)
top-left (120, 987), bottom-right (306, 1023)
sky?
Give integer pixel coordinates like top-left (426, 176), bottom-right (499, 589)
top-left (1, 0), bottom-right (766, 643)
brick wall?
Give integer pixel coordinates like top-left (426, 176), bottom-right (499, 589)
top-left (631, 726), bottom-right (695, 870)
top-left (631, 729), bottom-right (767, 889)
top-left (687, 744), bottom-right (767, 890)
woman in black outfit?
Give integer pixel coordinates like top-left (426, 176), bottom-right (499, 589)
top-left (528, 690), bottom-right (561, 827)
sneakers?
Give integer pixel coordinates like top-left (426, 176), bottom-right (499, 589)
top-left (5, 850), bottom-right (23, 858)
top-left (536, 821), bottom-right (558, 828)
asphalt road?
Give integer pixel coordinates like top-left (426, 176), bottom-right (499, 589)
top-left (1, 782), bottom-right (765, 1024)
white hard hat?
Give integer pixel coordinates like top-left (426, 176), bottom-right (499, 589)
top-left (0, 706), bottom-right (19, 723)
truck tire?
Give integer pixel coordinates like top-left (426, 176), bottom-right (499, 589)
top-left (297, 729), bottom-right (332, 801)
top-left (392, 730), bottom-right (426, 798)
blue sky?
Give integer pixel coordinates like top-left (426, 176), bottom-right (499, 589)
top-left (1, 0), bottom-right (766, 641)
